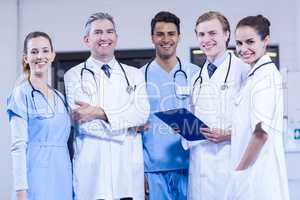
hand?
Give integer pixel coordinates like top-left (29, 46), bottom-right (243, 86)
top-left (16, 190), bottom-right (28, 200)
top-left (144, 175), bottom-right (149, 200)
top-left (73, 101), bottom-right (107, 123)
top-left (129, 123), bottom-right (149, 133)
top-left (173, 127), bottom-right (181, 134)
top-left (200, 128), bottom-right (231, 143)
top-left (235, 165), bottom-right (247, 171)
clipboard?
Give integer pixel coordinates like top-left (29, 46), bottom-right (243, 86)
top-left (154, 108), bottom-right (209, 141)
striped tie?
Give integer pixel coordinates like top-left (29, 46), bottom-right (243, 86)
top-left (207, 63), bottom-right (217, 78)
top-left (101, 64), bottom-right (111, 78)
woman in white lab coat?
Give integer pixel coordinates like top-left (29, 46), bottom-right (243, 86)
top-left (225, 15), bottom-right (290, 200)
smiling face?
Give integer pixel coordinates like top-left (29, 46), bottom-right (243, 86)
top-left (195, 18), bottom-right (229, 62)
top-left (84, 19), bottom-right (117, 62)
top-left (235, 25), bottom-right (269, 66)
top-left (151, 22), bottom-right (180, 60)
top-left (23, 36), bottom-right (55, 78)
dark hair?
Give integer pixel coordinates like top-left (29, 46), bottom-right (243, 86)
top-left (195, 11), bottom-right (231, 47)
top-left (236, 15), bottom-right (271, 40)
top-left (23, 31), bottom-right (54, 79)
top-left (151, 11), bottom-right (180, 35)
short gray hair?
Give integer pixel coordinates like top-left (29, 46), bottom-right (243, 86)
top-left (84, 12), bottom-right (116, 36)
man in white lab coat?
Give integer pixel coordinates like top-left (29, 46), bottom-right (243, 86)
top-left (182, 11), bottom-right (249, 200)
top-left (64, 12), bottom-right (150, 200)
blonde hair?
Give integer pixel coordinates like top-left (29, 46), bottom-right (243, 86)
top-left (22, 59), bottom-right (30, 79)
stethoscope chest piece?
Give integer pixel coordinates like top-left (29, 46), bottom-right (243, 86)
top-left (175, 86), bottom-right (190, 98)
top-left (126, 85), bottom-right (136, 94)
top-left (220, 84), bottom-right (228, 91)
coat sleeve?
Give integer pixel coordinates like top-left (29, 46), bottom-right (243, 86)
top-left (250, 69), bottom-right (283, 135)
top-left (63, 67), bottom-right (124, 141)
top-left (105, 68), bottom-right (150, 131)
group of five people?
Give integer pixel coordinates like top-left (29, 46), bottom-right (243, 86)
top-left (7, 9), bottom-right (289, 200)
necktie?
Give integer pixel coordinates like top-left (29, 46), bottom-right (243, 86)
top-left (207, 63), bottom-right (217, 78)
top-left (101, 64), bottom-right (111, 78)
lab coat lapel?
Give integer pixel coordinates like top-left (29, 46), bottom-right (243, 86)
top-left (247, 55), bottom-right (271, 77)
top-left (102, 62), bottom-right (131, 114)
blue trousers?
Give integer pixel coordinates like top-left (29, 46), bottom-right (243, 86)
top-left (145, 169), bottom-right (188, 200)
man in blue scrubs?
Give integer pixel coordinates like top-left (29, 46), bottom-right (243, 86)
top-left (141, 11), bottom-right (199, 200)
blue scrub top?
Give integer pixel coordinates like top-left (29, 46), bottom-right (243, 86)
top-left (142, 60), bottom-right (199, 172)
top-left (7, 81), bottom-right (72, 200)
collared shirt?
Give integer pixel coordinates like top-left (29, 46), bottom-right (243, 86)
top-left (89, 56), bottom-right (117, 77)
top-left (90, 56), bottom-right (116, 69)
top-left (205, 51), bottom-right (229, 68)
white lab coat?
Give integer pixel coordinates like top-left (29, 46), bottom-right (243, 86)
top-left (224, 55), bottom-right (289, 200)
top-left (64, 57), bottom-right (150, 200)
top-left (182, 52), bottom-right (249, 200)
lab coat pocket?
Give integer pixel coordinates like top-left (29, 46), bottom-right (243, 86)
top-left (224, 168), bottom-right (254, 200)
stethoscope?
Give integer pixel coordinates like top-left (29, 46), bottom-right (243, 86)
top-left (235, 61), bottom-right (274, 106)
top-left (248, 61), bottom-right (273, 77)
top-left (80, 60), bottom-right (136, 95)
top-left (29, 80), bottom-right (69, 119)
top-left (192, 52), bottom-right (232, 92)
top-left (145, 56), bottom-right (189, 100)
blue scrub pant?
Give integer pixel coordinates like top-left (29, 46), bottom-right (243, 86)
top-left (96, 198), bottom-right (132, 200)
top-left (145, 169), bottom-right (188, 200)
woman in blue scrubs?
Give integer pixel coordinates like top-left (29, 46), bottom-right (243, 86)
top-left (7, 31), bottom-right (72, 200)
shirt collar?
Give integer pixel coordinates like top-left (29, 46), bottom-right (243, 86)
top-left (205, 51), bottom-right (229, 68)
top-left (87, 56), bottom-right (117, 71)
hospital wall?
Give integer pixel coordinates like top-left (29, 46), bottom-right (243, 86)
top-left (0, 0), bottom-right (18, 199)
top-left (1, 0), bottom-right (299, 199)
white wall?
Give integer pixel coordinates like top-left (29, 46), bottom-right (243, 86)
top-left (297, 0), bottom-right (300, 69)
top-left (19, 0), bottom-right (299, 71)
top-left (1, 0), bottom-right (299, 198)
top-left (287, 1), bottom-right (300, 199)
top-left (0, 0), bottom-right (17, 199)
